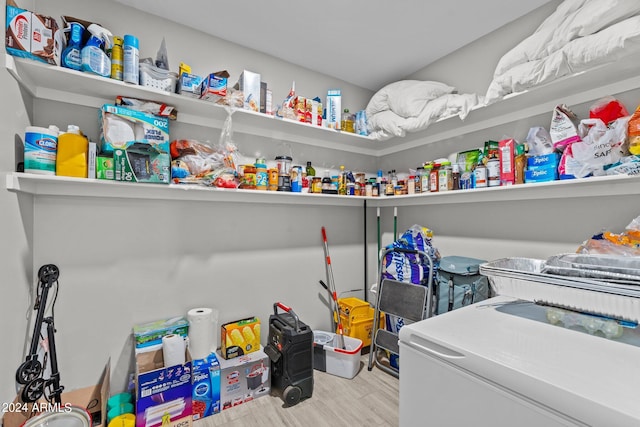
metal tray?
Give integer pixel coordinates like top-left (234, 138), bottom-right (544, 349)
top-left (545, 254), bottom-right (640, 281)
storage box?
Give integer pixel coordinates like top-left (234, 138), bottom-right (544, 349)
top-left (96, 154), bottom-right (114, 180)
top-left (139, 62), bottom-right (178, 93)
top-left (235, 70), bottom-right (261, 112)
top-left (220, 317), bottom-right (260, 360)
top-left (178, 72), bottom-right (203, 98)
top-left (135, 348), bottom-right (192, 427)
top-left (335, 297), bottom-right (384, 347)
top-left (326, 89), bottom-right (341, 129)
top-left (133, 316), bottom-right (189, 350)
top-left (99, 104), bottom-right (170, 154)
top-left (5, 1), bottom-right (61, 65)
top-left (2, 360), bottom-right (109, 427)
top-left (217, 347), bottom-right (270, 410)
top-left (192, 352), bottom-right (221, 421)
top-left (525, 165), bottom-right (558, 183)
top-left (527, 152), bottom-right (559, 169)
top-left (114, 141), bottom-right (171, 184)
top-left (199, 71), bottom-right (230, 102)
top-left (312, 331), bottom-right (362, 379)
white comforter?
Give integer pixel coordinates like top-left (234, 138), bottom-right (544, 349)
top-left (365, 80), bottom-right (479, 141)
top-left (485, 0), bottom-right (640, 105)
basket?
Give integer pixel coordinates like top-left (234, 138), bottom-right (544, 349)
top-left (139, 62), bottom-right (178, 93)
top-left (335, 297), bottom-right (384, 347)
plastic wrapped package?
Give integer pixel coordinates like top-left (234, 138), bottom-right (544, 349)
top-left (382, 225), bottom-right (441, 285)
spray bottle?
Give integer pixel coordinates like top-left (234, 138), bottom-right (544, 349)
top-left (61, 22), bottom-right (84, 71)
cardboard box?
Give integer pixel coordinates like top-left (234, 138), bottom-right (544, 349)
top-left (236, 70), bottom-right (261, 112)
top-left (96, 154), bottom-right (114, 180)
top-left (220, 317), bottom-right (260, 360)
top-left (178, 72), bottom-right (203, 98)
top-left (525, 165), bottom-right (558, 183)
top-left (114, 141), bottom-right (170, 184)
top-left (2, 361), bottom-right (109, 427)
top-left (135, 348), bottom-right (192, 427)
top-left (100, 104), bottom-right (169, 155)
top-left (133, 317), bottom-right (189, 350)
top-left (259, 81), bottom-right (267, 114)
top-left (192, 352), bottom-right (221, 421)
top-left (199, 71), bottom-right (230, 102)
top-left (5, 0), bottom-right (61, 65)
top-left (217, 348), bottom-right (270, 411)
top-left (326, 89), bottom-right (341, 129)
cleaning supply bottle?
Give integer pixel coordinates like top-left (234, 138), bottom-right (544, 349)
top-left (110, 36), bottom-right (123, 80)
top-left (61, 22), bottom-right (84, 71)
top-left (123, 34), bottom-right (139, 84)
top-left (338, 165), bottom-right (347, 195)
top-left (81, 35), bottom-right (111, 77)
top-left (56, 125), bottom-right (89, 178)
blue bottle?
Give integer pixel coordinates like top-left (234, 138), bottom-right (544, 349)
top-left (81, 35), bottom-right (111, 77)
top-left (61, 22), bottom-right (84, 71)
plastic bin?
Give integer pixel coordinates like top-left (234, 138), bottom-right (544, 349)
top-left (313, 331), bottom-right (362, 379)
top-left (139, 62), bottom-right (178, 92)
top-left (335, 297), bottom-right (384, 347)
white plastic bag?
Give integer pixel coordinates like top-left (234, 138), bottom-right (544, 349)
top-left (565, 117), bottom-right (629, 177)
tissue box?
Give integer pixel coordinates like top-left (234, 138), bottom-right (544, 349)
top-left (199, 71), bottom-right (230, 102)
top-left (192, 352), bottom-right (221, 421)
top-left (133, 317), bottom-right (189, 350)
top-left (217, 348), bottom-right (270, 411)
top-left (114, 141), bottom-right (170, 184)
top-left (220, 317), bottom-right (260, 360)
top-left (5, 1), bottom-right (61, 65)
top-left (99, 104), bottom-right (169, 154)
top-left (135, 348), bottom-right (192, 427)
top-left (236, 70), bottom-right (261, 112)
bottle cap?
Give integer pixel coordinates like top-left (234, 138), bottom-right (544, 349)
top-left (66, 125), bottom-right (81, 134)
top-left (123, 35), bottom-right (139, 49)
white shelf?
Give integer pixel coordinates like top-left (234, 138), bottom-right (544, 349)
top-left (5, 54), bottom-right (379, 156)
top-left (4, 173), bottom-right (365, 206)
top-left (372, 174), bottom-right (640, 207)
top-left (7, 172), bottom-right (639, 207)
top-left (378, 51), bottom-right (640, 156)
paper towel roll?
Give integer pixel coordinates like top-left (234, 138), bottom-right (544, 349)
top-left (162, 334), bottom-right (185, 367)
top-left (187, 307), bottom-right (218, 360)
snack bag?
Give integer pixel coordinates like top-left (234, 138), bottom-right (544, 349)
top-left (550, 104), bottom-right (580, 150)
top-left (628, 105), bottom-right (640, 155)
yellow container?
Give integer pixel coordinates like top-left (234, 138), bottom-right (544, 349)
top-left (335, 297), bottom-right (384, 347)
top-left (56, 125), bottom-right (88, 178)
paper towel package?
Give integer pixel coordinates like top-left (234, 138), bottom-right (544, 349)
top-left (192, 352), bottom-right (221, 421)
top-left (217, 347), bottom-right (270, 411)
top-left (188, 307), bottom-right (219, 360)
top-left (135, 348), bottom-right (192, 427)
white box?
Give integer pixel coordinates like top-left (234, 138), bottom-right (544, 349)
top-left (236, 70), bottom-right (261, 112)
top-left (313, 331), bottom-right (362, 379)
top-left (326, 89), bottom-right (341, 130)
top-left (217, 347), bottom-right (270, 410)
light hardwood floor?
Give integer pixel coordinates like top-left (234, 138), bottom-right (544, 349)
top-left (196, 354), bottom-right (399, 427)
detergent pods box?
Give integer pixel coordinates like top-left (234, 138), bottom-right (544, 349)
top-left (135, 348), bottom-right (193, 427)
top-left (191, 352), bottom-right (221, 421)
top-left (178, 72), bottom-right (203, 98)
top-left (217, 347), bottom-right (270, 411)
top-left (220, 317), bottom-right (260, 360)
top-left (5, 0), bottom-right (62, 65)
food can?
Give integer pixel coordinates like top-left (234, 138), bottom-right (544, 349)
top-left (268, 168), bottom-right (279, 191)
top-left (487, 158), bottom-right (500, 187)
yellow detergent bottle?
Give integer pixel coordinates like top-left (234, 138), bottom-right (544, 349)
top-left (56, 125), bottom-right (89, 178)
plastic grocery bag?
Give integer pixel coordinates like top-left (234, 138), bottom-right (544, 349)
top-left (564, 117), bottom-right (629, 178)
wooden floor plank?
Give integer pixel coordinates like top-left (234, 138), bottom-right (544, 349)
top-left (196, 354), bottom-right (399, 427)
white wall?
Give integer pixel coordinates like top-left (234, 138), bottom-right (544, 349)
top-left (1, 0), bottom-right (375, 405)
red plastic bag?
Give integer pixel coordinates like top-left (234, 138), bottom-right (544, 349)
top-left (589, 97), bottom-right (629, 125)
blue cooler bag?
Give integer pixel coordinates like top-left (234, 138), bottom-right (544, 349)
top-left (436, 256), bottom-right (489, 315)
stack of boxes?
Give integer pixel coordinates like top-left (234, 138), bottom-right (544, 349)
top-left (525, 152), bottom-right (560, 183)
top-left (130, 314), bottom-right (270, 424)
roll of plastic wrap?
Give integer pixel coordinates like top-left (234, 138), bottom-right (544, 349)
top-left (187, 307), bottom-right (218, 359)
top-left (162, 334), bottom-right (185, 367)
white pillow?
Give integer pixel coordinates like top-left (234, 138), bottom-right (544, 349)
top-left (366, 80), bottom-right (455, 118)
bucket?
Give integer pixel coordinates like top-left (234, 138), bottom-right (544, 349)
top-left (24, 126), bottom-right (58, 175)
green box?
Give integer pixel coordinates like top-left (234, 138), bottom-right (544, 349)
top-left (96, 155), bottom-right (114, 180)
top-left (133, 316), bottom-right (189, 349)
top-left (114, 141), bottom-right (170, 184)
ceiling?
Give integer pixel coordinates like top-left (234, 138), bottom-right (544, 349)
top-left (115, 0), bottom-right (551, 91)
